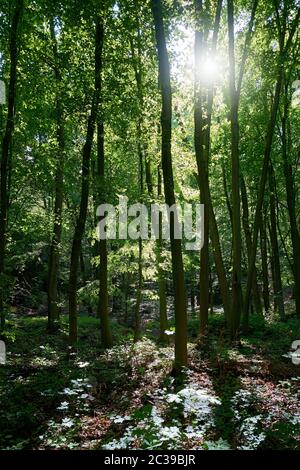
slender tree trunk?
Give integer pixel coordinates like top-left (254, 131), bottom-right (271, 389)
top-left (156, 163), bottom-right (168, 342)
top-left (208, 201), bottom-right (231, 320)
top-left (191, 283), bottom-right (195, 314)
top-left (219, 0), bottom-right (258, 329)
top-left (123, 274), bottom-right (129, 324)
top-left (260, 213), bottom-right (270, 313)
top-left (242, 67), bottom-right (283, 330)
top-left (132, 118), bottom-right (144, 342)
top-left (193, 0), bottom-right (228, 330)
top-left (242, 6), bottom-right (300, 329)
top-left (79, 246), bottom-right (86, 283)
top-left (209, 268), bottom-right (214, 314)
top-left (201, 1), bottom-right (231, 324)
top-left (131, 34), bottom-right (168, 341)
top-left (68, 18), bottom-right (102, 345)
top-left (0, 0), bottom-right (24, 331)
top-left (193, 0), bottom-right (230, 322)
top-left (130, 25), bottom-right (145, 342)
top-left (269, 240), bottom-right (277, 312)
top-left (268, 163), bottom-right (285, 321)
top-left (152, 0), bottom-right (187, 370)
top-left (47, 19), bottom-right (65, 333)
top-left (134, 237), bottom-right (143, 342)
top-left (95, 15), bottom-right (112, 348)
top-left (227, 0), bottom-right (242, 339)
top-left (222, 162), bottom-right (233, 228)
top-left (97, 118), bottom-right (113, 347)
top-left (194, 0), bottom-right (209, 338)
top-left (281, 85), bottom-right (300, 316)
top-left (241, 176), bottom-right (262, 315)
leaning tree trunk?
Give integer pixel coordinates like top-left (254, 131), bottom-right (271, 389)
top-left (47, 19), bottom-right (65, 333)
top-left (0, 0), bottom-right (24, 331)
top-left (68, 18), bottom-right (102, 345)
top-left (151, 0), bottom-right (187, 370)
top-left (242, 6), bottom-right (300, 330)
top-left (242, 68), bottom-right (284, 330)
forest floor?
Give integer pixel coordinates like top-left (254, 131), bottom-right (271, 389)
top-left (0, 311), bottom-right (300, 450)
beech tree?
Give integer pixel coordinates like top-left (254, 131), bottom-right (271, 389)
top-left (68, 13), bottom-right (103, 345)
top-left (151, 0), bottom-right (187, 369)
top-left (0, 0), bottom-right (24, 331)
top-left (47, 17), bottom-right (65, 333)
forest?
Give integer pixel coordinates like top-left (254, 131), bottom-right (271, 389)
top-left (0, 0), bottom-right (300, 453)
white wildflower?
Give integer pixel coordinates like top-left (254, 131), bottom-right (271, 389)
top-left (61, 418), bottom-right (74, 428)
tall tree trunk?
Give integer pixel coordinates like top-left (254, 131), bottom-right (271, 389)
top-left (222, 162), bottom-right (233, 228)
top-left (260, 212), bottom-right (270, 313)
top-left (281, 83), bottom-right (300, 316)
top-left (242, 75), bottom-right (284, 329)
top-left (204, 0), bottom-right (231, 322)
top-left (268, 163), bottom-right (285, 321)
top-left (194, 0), bottom-right (209, 337)
top-left (95, 14), bottom-right (112, 348)
top-left (97, 118), bottom-right (113, 347)
top-left (269, 237), bottom-right (277, 312)
top-left (208, 201), bottom-right (231, 320)
top-left (227, 0), bottom-right (242, 339)
top-left (193, 0), bottom-right (228, 330)
top-left (68, 18), bottom-right (102, 345)
top-left (134, 237), bottom-right (143, 342)
top-left (47, 19), bottom-right (65, 333)
top-left (156, 163), bottom-right (168, 341)
top-left (241, 176), bottom-right (262, 315)
top-left (0, 0), bottom-right (24, 331)
top-left (242, 6), bottom-right (300, 330)
top-left (130, 24), bottom-right (145, 342)
top-left (217, 0), bottom-right (258, 329)
top-left (151, 0), bottom-right (187, 370)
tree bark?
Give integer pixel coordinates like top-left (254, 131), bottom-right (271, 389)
top-left (0, 0), bottom-right (24, 331)
top-left (130, 26), bottom-right (145, 342)
top-left (194, 0), bottom-right (209, 337)
top-left (241, 176), bottom-right (262, 315)
top-left (242, 5), bottom-right (300, 329)
top-left (268, 162), bottom-right (285, 321)
top-left (227, 0), bottom-right (242, 339)
top-left (152, 0), bottom-right (187, 370)
top-left (281, 83), bottom-right (300, 316)
top-left (97, 118), bottom-right (113, 347)
top-left (201, 0), bottom-right (230, 324)
top-left (68, 17), bottom-right (102, 345)
top-left (260, 212), bottom-right (270, 313)
top-left (47, 19), bottom-right (65, 333)
top-left (156, 163), bottom-right (168, 342)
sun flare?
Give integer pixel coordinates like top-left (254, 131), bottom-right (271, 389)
top-left (201, 57), bottom-right (220, 82)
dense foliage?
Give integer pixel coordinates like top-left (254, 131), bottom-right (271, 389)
top-left (0, 0), bottom-right (299, 451)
